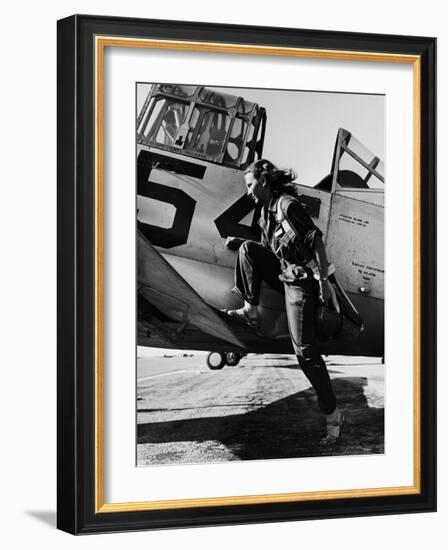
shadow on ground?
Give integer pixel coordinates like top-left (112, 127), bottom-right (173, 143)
top-left (138, 376), bottom-right (384, 462)
top-left (25, 511), bottom-right (56, 528)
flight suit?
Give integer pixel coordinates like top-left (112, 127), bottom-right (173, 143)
top-left (232, 194), bottom-right (337, 415)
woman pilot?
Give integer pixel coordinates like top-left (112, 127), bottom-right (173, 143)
top-left (224, 159), bottom-right (344, 445)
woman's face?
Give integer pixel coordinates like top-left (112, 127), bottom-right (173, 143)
top-left (245, 172), bottom-right (270, 205)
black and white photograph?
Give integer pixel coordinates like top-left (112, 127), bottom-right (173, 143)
top-left (136, 83), bottom-right (385, 466)
top-left (0, 0), bottom-right (442, 542)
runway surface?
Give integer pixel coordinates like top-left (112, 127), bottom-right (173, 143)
top-left (137, 353), bottom-right (384, 465)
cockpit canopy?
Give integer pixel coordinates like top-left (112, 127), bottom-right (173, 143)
top-left (315, 128), bottom-right (384, 192)
top-left (137, 84), bottom-right (266, 169)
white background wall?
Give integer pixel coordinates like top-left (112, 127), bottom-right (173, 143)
top-left (0, 1), bottom-right (444, 547)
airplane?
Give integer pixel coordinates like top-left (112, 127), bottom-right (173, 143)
top-left (136, 83), bottom-right (384, 369)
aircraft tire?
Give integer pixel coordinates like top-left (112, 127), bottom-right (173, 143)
top-left (225, 352), bottom-right (241, 366)
top-left (206, 352), bottom-right (226, 370)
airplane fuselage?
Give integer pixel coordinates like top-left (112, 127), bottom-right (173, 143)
top-left (137, 144), bottom-right (384, 357)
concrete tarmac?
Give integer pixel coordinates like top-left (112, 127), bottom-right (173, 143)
top-left (137, 353), bottom-right (384, 465)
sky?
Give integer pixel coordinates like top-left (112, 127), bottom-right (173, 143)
top-left (137, 83), bottom-right (385, 187)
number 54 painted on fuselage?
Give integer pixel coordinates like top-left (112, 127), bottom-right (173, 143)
top-left (136, 84), bottom-right (384, 364)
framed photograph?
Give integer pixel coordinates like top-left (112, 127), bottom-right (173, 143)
top-left (57, 15), bottom-right (436, 534)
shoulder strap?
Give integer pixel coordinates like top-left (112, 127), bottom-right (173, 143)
top-left (275, 195), bottom-right (295, 223)
top-left (275, 196), bottom-right (284, 221)
top-left (275, 196), bottom-right (314, 263)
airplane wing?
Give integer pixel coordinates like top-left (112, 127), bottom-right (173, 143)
top-left (137, 230), bottom-right (245, 350)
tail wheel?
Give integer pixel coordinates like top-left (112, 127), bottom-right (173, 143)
top-left (225, 352), bottom-right (241, 366)
top-left (206, 352), bottom-right (226, 370)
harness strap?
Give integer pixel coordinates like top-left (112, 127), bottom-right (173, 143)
top-left (275, 196), bottom-right (320, 276)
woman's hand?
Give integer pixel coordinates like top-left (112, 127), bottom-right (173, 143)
top-left (318, 278), bottom-right (332, 305)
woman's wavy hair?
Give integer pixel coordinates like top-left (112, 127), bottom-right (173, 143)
top-left (244, 159), bottom-right (298, 197)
